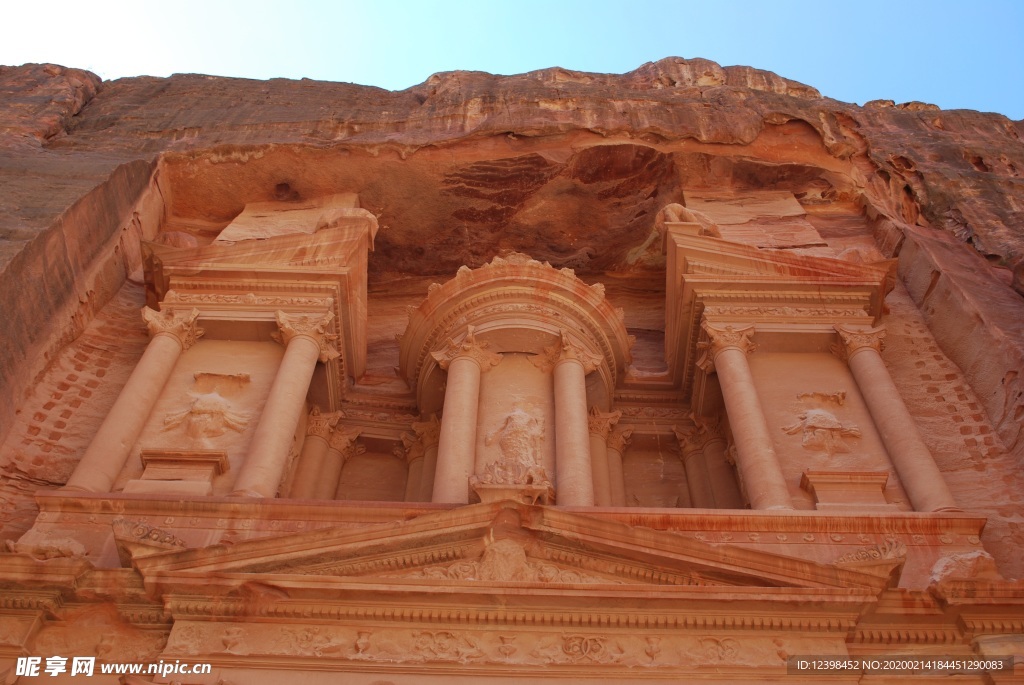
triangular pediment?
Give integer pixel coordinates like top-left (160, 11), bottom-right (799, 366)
top-left (128, 501), bottom-right (896, 596)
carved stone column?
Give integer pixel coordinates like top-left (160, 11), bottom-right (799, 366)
top-left (540, 330), bottom-right (602, 507)
top-left (674, 425), bottom-right (715, 508)
top-left (401, 431), bottom-right (426, 502)
top-left (700, 420), bottom-right (744, 509)
top-left (325, 427), bottom-right (361, 500)
top-left (290, 408), bottom-right (342, 499)
top-left (699, 322), bottom-right (792, 510)
top-left (606, 427), bottom-right (632, 507)
top-left (833, 324), bottom-right (958, 512)
top-left (64, 307), bottom-right (203, 493)
top-left (430, 326), bottom-right (502, 504)
top-left (413, 414), bottom-right (441, 502)
top-left (232, 311), bottom-right (339, 498)
top-left (588, 408), bottom-right (621, 506)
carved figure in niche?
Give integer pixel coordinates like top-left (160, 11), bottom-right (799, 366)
top-left (475, 407), bottom-right (552, 493)
top-left (163, 373), bottom-right (250, 443)
top-left (782, 408), bottom-right (861, 456)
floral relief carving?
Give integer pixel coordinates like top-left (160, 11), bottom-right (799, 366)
top-left (834, 537), bottom-right (907, 565)
top-left (142, 306), bottom-right (204, 350)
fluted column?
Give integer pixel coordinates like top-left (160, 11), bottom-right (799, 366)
top-left (325, 427), bottom-right (361, 500)
top-left (699, 322), bottom-right (792, 510)
top-left (606, 427), bottom-right (632, 506)
top-left (588, 408), bottom-right (621, 506)
top-left (64, 307), bottom-right (203, 493)
top-left (232, 311), bottom-right (339, 498)
top-left (674, 425), bottom-right (715, 508)
top-left (413, 414), bottom-right (441, 502)
top-left (290, 408), bottom-right (342, 499)
top-left (834, 325), bottom-right (958, 512)
top-left (536, 330), bottom-right (602, 507)
top-left (430, 326), bottom-right (502, 504)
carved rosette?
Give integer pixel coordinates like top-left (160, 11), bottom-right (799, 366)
top-left (697, 322), bottom-right (755, 372)
top-left (306, 407), bottom-right (344, 439)
top-left (431, 325), bottom-right (502, 372)
top-left (142, 307), bottom-right (204, 350)
top-left (831, 324), bottom-right (886, 362)
top-left (588, 408), bottom-right (622, 440)
top-left (531, 329), bottom-right (603, 374)
top-left (273, 311), bottom-right (341, 362)
top-left (607, 427), bottom-right (634, 454)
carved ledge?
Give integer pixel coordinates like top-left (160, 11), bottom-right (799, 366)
top-left (431, 325), bottom-right (502, 371)
top-left (141, 307), bottom-right (204, 350)
top-left (273, 310), bottom-right (341, 362)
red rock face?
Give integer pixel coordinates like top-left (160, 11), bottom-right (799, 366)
top-left (1, 58), bottom-right (1023, 575)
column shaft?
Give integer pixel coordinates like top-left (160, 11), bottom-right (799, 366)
top-left (589, 434), bottom-right (612, 506)
top-left (606, 428), bottom-right (631, 507)
top-left (554, 359), bottom-right (595, 506)
top-left (703, 438), bottom-right (744, 509)
top-left (681, 447), bottom-right (715, 508)
top-left (713, 343), bottom-right (792, 510)
top-left (405, 456), bottom-right (424, 501)
top-left (64, 333), bottom-right (185, 492)
top-left (847, 347), bottom-right (958, 511)
top-left (419, 443), bottom-right (439, 502)
top-left (290, 434), bottom-right (329, 499)
top-left (232, 335), bottom-right (321, 497)
top-left (432, 356), bottom-right (482, 503)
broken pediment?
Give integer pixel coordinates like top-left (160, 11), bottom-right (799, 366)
top-left (126, 501), bottom-right (896, 599)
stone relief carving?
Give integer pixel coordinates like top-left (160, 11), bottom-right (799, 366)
top-left (5, 532), bottom-right (86, 560)
top-left (403, 539), bottom-right (617, 585)
top-left (112, 519), bottom-right (186, 548)
top-left (796, 391), bottom-right (846, 405)
top-left (834, 537), bottom-right (906, 565)
top-left (162, 372), bottom-right (250, 444)
top-left (472, 408), bottom-right (553, 504)
top-left (782, 408), bottom-right (861, 455)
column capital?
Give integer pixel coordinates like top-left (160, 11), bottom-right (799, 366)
top-left (431, 325), bottom-right (502, 372)
top-left (142, 307), bottom-right (204, 351)
top-left (674, 415), bottom-right (723, 455)
top-left (607, 427), bottom-right (634, 453)
top-left (697, 322), bottom-right (755, 371)
top-left (411, 413), bottom-right (441, 449)
top-left (306, 406), bottom-right (344, 439)
top-left (531, 329), bottom-right (603, 374)
top-left (328, 426), bottom-right (362, 459)
top-left (832, 324), bottom-right (886, 362)
top-left (274, 311), bottom-right (341, 362)
top-left (400, 431), bottom-right (426, 464)
top-left (588, 407), bottom-right (622, 439)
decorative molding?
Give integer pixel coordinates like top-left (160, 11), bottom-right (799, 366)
top-left (834, 537), bottom-right (906, 566)
top-left (782, 409), bottom-right (861, 456)
top-left (164, 290), bottom-right (334, 309)
top-left (141, 307), bottom-right (204, 350)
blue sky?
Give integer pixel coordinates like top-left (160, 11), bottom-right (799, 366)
top-left (3, 0), bottom-right (1022, 119)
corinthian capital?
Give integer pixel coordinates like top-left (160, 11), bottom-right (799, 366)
top-left (832, 324), bottom-right (886, 362)
top-left (274, 311), bottom-right (340, 362)
top-left (411, 413), bottom-right (441, 448)
top-left (142, 307), bottom-right (204, 351)
top-left (531, 329), bottom-right (603, 374)
top-left (588, 407), bottom-right (622, 439)
top-left (431, 325), bottom-right (502, 372)
top-left (328, 426), bottom-right (362, 458)
top-left (306, 406), bottom-right (344, 439)
top-left (607, 427), bottom-right (634, 454)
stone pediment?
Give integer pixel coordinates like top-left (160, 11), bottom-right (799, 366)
top-left (127, 501), bottom-right (896, 596)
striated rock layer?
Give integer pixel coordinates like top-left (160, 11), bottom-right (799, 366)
top-left (1, 58), bottom-right (1023, 577)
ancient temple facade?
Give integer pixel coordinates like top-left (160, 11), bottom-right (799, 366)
top-left (0, 59), bottom-right (1022, 683)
